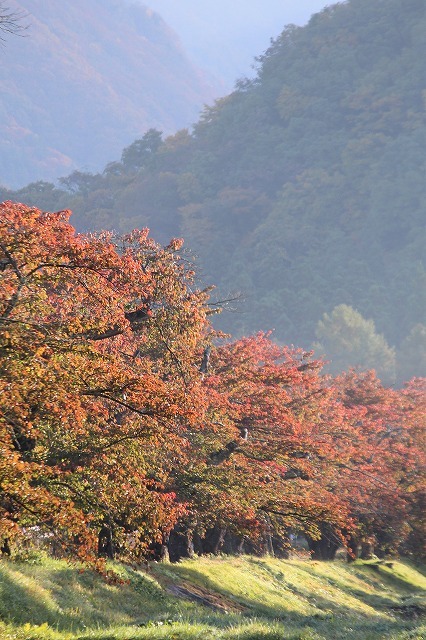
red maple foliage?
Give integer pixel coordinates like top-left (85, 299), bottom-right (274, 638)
top-left (1, 202), bottom-right (424, 566)
top-left (0, 202), bottom-right (210, 567)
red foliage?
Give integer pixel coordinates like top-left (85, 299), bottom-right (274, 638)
top-left (1, 202), bottom-right (424, 564)
top-left (0, 202), bottom-right (209, 567)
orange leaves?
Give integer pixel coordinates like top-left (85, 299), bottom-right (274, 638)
top-left (1, 201), bottom-right (424, 564)
top-left (195, 333), bottom-right (425, 552)
top-left (0, 201), bottom-right (213, 563)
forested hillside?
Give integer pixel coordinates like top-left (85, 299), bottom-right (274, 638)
top-left (0, 0), bottom-right (217, 187)
top-left (4, 0), bottom-right (426, 381)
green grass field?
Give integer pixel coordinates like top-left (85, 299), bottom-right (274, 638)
top-left (0, 553), bottom-right (425, 639)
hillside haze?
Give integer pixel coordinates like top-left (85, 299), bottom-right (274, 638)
top-left (146, 0), bottom-right (328, 86)
top-left (4, 0), bottom-right (426, 382)
top-left (0, 0), bottom-right (218, 187)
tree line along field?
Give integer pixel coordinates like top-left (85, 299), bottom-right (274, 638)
top-left (1, 1), bottom-right (425, 637)
top-left (1, 202), bottom-right (424, 572)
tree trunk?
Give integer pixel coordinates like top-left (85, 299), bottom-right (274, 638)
top-left (193, 531), bottom-right (204, 555)
top-left (272, 533), bottom-right (291, 559)
top-left (306, 524), bottom-right (340, 560)
top-left (222, 531), bottom-right (246, 555)
top-left (360, 541), bottom-right (374, 560)
top-left (1, 538), bottom-right (10, 555)
top-left (168, 524), bottom-right (195, 562)
top-left (346, 535), bottom-right (359, 562)
top-left (261, 513), bottom-right (274, 556)
top-left (202, 525), bottom-right (227, 555)
top-left (159, 532), bottom-right (170, 562)
top-left (98, 526), bottom-right (114, 559)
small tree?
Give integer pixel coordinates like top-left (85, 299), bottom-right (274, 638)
top-left (314, 304), bottom-right (396, 385)
top-left (121, 129), bottom-right (163, 173)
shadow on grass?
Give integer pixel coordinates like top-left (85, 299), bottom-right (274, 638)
top-left (1, 559), bottom-right (424, 640)
top-left (360, 563), bottom-right (426, 593)
top-left (0, 565), bottom-right (59, 628)
top-left (409, 562), bottom-right (426, 579)
top-left (247, 558), bottom-right (399, 619)
top-left (0, 561), bottom-right (176, 632)
top-left (283, 562), bottom-right (399, 611)
top-left (155, 560), bottom-right (426, 640)
top-left (158, 560), bottom-right (363, 621)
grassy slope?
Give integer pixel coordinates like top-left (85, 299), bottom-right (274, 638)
top-left (0, 554), bottom-right (425, 639)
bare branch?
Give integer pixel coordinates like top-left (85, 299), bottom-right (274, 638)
top-left (0, 3), bottom-right (29, 43)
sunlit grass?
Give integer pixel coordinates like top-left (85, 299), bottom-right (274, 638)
top-left (155, 555), bottom-right (425, 620)
top-left (0, 553), bottom-right (424, 639)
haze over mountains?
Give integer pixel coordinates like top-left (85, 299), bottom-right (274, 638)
top-left (146, 0), bottom-right (328, 86)
top-left (1, 0), bottom-right (331, 188)
top-left (2, 0), bottom-right (425, 382)
top-left (0, 0), bottom-right (219, 187)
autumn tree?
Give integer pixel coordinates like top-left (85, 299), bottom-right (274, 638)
top-left (332, 370), bottom-right (426, 560)
top-left (0, 201), bottom-right (211, 567)
top-left (166, 333), bottom-right (354, 560)
top-left (397, 378), bottom-right (426, 560)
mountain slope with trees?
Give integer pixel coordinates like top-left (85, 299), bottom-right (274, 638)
top-left (0, 0), bottom-right (218, 187)
top-left (4, 0), bottom-right (426, 381)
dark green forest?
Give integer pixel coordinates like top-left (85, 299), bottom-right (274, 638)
top-left (3, 0), bottom-right (426, 383)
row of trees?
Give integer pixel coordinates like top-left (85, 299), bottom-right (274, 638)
top-left (1, 202), bottom-right (424, 571)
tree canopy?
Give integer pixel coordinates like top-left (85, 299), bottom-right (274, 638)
top-left (1, 202), bottom-right (424, 567)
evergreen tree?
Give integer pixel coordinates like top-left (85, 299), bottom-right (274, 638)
top-left (314, 304), bottom-right (396, 385)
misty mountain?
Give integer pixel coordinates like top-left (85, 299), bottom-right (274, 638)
top-left (0, 0), bottom-right (219, 187)
top-left (4, 0), bottom-right (426, 381)
top-left (146, 0), bottom-right (328, 87)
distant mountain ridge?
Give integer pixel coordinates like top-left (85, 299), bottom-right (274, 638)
top-left (0, 0), bottom-right (219, 187)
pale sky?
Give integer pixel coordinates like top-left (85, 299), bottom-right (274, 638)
top-left (145, 0), bottom-right (330, 87)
